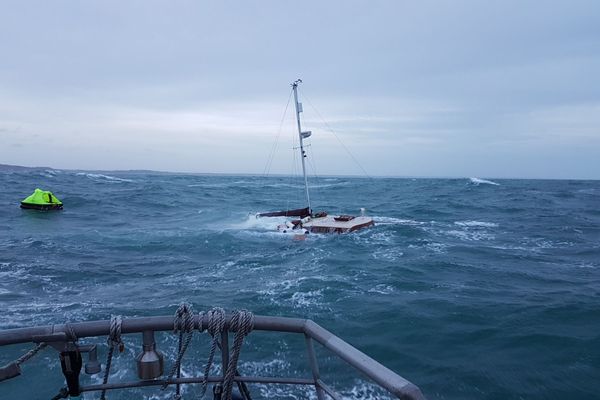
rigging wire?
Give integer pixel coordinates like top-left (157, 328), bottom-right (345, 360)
top-left (263, 89), bottom-right (293, 177)
top-left (302, 92), bottom-right (373, 179)
top-left (305, 141), bottom-right (324, 212)
top-left (287, 118), bottom-right (300, 211)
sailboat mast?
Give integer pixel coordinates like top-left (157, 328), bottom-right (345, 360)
top-left (292, 79), bottom-right (311, 214)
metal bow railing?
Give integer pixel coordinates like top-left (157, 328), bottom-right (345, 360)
top-left (0, 313), bottom-right (426, 400)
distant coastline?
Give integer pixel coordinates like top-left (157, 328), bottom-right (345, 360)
top-left (1, 163), bottom-right (597, 181)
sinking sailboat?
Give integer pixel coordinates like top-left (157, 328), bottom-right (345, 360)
top-left (258, 80), bottom-right (374, 234)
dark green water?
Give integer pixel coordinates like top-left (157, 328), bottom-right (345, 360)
top-left (1, 170), bottom-right (599, 399)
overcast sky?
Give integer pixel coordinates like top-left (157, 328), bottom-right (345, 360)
top-left (1, 1), bottom-right (599, 178)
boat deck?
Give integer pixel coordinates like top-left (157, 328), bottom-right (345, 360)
top-left (303, 215), bottom-right (374, 233)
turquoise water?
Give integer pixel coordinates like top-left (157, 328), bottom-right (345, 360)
top-left (1, 169), bottom-right (599, 399)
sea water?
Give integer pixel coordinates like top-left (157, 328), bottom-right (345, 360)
top-left (0, 170), bottom-right (599, 399)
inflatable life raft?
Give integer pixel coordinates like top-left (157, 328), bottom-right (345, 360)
top-left (20, 188), bottom-right (63, 211)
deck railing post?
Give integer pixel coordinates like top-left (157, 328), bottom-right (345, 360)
top-left (305, 334), bottom-right (326, 400)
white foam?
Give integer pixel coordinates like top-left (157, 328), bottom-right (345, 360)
top-left (186, 182), bottom-right (237, 188)
top-left (454, 220), bottom-right (498, 228)
top-left (75, 172), bottom-right (133, 182)
top-left (224, 214), bottom-right (284, 231)
top-left (368, 284), bottom-right (395, 294)
top-left (447, 229), bottom-right (495, 241)
top-left (258, 385), bottom-right (310, 400)
top-left (408, 242), bottom-right (448, 253)
top-left (224, 214), bottom-right (315, 239)
top-left (291, 289), bottom-right (324, 308)
top-left (469, 177), bottom-right (499, 185)
top-left (341, 381), bottom-right (394, 400)
top-left (369, 231), bottom-right (394, 243)
top-left (373, 216), bottom-right (424, 225)
top-left (576, 262), bottom-right (597, 269)
top-left (577, 188), bottom-right (598, 196)
top-left (372, 248), bottom-right (404, 261)
top-left (241, 358), bottom-right (291, 374)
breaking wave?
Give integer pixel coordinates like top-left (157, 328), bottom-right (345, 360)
top-left (468, 177), bottom-right (500, 186)
top-left (75, 172), bottom-right (133, 182)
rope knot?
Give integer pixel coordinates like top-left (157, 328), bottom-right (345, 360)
top-left (108, 315), bottom-right (124, 352)
top-left (173, 303), bottom-right (195, 334)
top-left (163, 303), bottom-right (196, 394)
top-left (228, 310), bottom-right (254, 337)
top-left (206, 307), bottom-right (226, 337)
top-left (223, 309), bottom-right (254, 399)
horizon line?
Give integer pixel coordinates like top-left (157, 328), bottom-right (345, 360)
top-left (1, 163), bottom-right (598, 181)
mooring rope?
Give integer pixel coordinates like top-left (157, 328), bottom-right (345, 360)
top-left (100, 315), bottom-right (123, 400)
top-left (222, 309), bottom-right (254, 400)
top-left (16, 342), bottom-right (48, 366)
top-left (162, 303), bottom-right (195, 398)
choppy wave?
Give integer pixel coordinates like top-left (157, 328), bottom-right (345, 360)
top-left (1, 171), bottom-right (599, 400)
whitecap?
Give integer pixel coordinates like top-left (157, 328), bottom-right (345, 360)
top-left (373, 216), bottom-right (424, 225)
top-left (368, 284), bottom-right (395, 294)
top-left (576, 263), bottom-right (597, 269)
top-left (291, 289), bottom-right (324, 308)
top-left (454, 220), bottom-right (498, 228)
top-left (223, 214), bottom-right (285, 232)
top-left (469, 177), bottom-right (500, 186)
top-left (447, 229), bottom-right (495, 241)
top-left (372, 248), bottom-right (404, 261)
top-left (75, 172), bottom-right (133, 183)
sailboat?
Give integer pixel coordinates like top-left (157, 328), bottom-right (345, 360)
top-left (258, 80), bottom-right (374, 234)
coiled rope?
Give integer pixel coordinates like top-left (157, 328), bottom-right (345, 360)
top-left (100, 315), bottom-right (123, 400)
top-left (163, 303), bottom-right (195, 399)
top-left (199, 307), bottom-right (226, 397)
top-left (222, 310), bottom-right (254, 400)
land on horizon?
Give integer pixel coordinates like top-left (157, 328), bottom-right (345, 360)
top-left (1, 163), bottom-right (597, 181)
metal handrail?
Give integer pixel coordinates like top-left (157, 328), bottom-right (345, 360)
top-left (0, 314), bottom-right (426, 400)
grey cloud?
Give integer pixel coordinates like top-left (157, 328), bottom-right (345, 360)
top-left (1, 0), bottom-right (599, 178)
